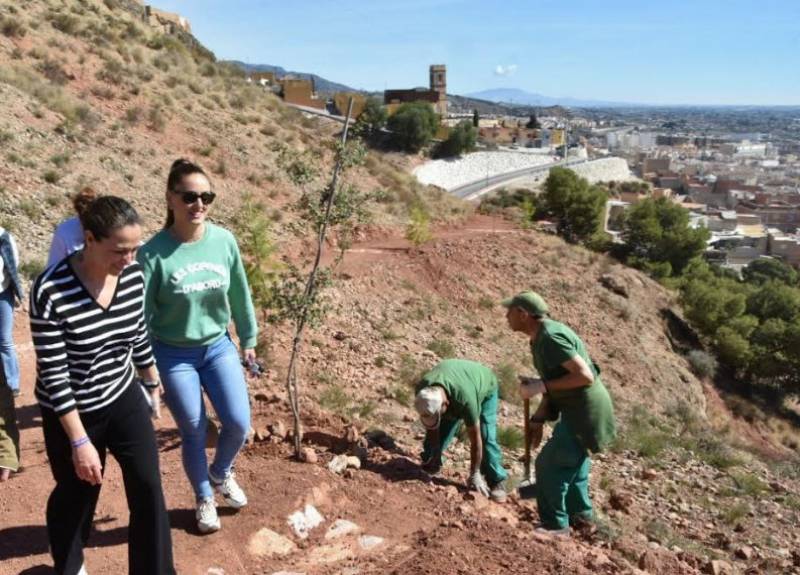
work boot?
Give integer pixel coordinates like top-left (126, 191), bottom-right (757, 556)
top-left (570, 515), bottom-right (597, 538)
top-left (196, 497), bottom-right (221, 534)
top-left (489, 481), bottom-right (507, 503)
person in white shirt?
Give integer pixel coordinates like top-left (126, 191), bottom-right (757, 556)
top-left (46, 187), bottom-right (97, 269)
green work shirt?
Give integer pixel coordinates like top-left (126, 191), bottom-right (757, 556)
top-left (416, 359), bottom-right (498, 427)
top-left (531, 319), bottom-right (616, 453)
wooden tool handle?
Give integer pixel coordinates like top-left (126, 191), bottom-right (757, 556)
top-left (523, 398), bottom-right (531, 471)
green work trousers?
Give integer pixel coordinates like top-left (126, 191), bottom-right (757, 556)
top-left (535, 420), bottom-right (593, 530)
top-left (0, 381), bottom-right (19, 472)
top-left (422, 389), bottom-right (508, 485)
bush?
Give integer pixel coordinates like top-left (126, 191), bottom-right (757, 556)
top-left (496, 426), bottom-right (524, 450)
top-left (494, 362), bottom-right (519, 404)
top-left (427, 338), bottom-right (456, 359)
top-left (42, 170), bottom-right (61, 184)
top-left (1, 17), bottom-right (26, 38)
top-left (405, 205), bottom-right (432, 246)
top-left (540, 167), bottom-right (607, 244)
top-left (147, 106), bottom-right (166, 132)
top-left (19, 259), bottom-right (45, 281)
top-left (38, 59), bottom-right (70, 85)
top-left (686, 349), bottom-right (717, 379)
top-left (49, 13), bottom-right (81, 36)
top-left (319, 384), bottom-right (349, 414)
top-left (436, 120), bottom-right (476, 158)
top-left (621, 197), bottom-right (710, 277)
top-left (387, 102), bottom-right (438, 152)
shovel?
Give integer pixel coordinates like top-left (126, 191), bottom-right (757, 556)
top-left (517, 398), bottom-right (537, 499)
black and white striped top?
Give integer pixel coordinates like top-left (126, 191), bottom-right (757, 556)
top-left (29, 259), bottom-right (155, 416)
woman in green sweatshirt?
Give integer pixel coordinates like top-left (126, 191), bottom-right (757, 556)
top-left (138, 159), bottom-right (258, 534)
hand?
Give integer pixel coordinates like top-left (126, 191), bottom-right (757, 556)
top-left (529, 421), bottom-right (544, 450)
top-left (149, 386), bottom-right (163, 420)
top-left (243, 348), bottom-right (259, 377)
top-left (469, 471), bottom-right (490, 497)
top-left (422, 453), bottom-right (443, 474)
top-left (519, 376), bottom-right (546, 399)
top-left (72, 441), bottom-right (103, 485)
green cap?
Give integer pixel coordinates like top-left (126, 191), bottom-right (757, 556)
top-left (501, 291), bottom-right (549, 316)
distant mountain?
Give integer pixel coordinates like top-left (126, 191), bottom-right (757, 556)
top-left (465, 88), bottom-right (639, 109)
top-left (227, 61), bottom-right (358, 94)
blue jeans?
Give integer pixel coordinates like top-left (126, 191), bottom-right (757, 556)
top-left (152, 335), bottom-right (250, 501)
top-left (0, 287), bottom-right (19, 393)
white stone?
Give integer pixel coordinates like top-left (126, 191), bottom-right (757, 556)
top-left (248, 528), bottom-right (297, 558)
top-left (287, 504), bottom-right (325, 539)
top-left (325, 519), bottom-right (361, 540)
top-left (328, 455), bottom-right (349, 475)
top-left (358, 535), bottom-right (385, 551)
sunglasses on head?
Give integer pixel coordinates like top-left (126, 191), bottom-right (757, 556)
top-left (173, 190), bottom-right (216, 205)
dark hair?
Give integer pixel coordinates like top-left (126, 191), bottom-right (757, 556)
top-left (72, 186), bottom-right (98, 217)
top-left (80, 196), bottom-right (142, 241)
top-left (165, 158), bottom-right (209, 228)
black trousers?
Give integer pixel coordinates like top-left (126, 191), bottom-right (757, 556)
top-left (41, 383), bottom-right (176, 575)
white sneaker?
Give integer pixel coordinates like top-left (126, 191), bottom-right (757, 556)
top-left (209, 470), bottom-right (248, 509)
top-left (196, 497), bottom-right (221, 533)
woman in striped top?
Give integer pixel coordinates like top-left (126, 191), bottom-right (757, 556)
top-left (30, 197), bottom-right (175, 575)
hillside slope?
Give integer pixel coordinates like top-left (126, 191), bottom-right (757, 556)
top-left (0, 0), bottom-right (459, 276)
top-left (1, 2), bottom-right (799, 574)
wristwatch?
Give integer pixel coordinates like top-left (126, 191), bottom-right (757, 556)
top-left (141, 378), bottom-right (161, 389)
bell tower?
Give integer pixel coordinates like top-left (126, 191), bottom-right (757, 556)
top-left (429, 64), bottom-right (447, 115)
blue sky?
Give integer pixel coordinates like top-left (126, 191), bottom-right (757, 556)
top-left (155, 0), bottom-right (799, 105)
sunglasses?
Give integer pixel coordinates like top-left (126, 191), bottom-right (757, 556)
top-left (173, 190), bottom-right (216, 205)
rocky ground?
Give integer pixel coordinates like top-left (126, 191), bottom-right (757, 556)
top-left (5, 217), bottom-right (799, 575)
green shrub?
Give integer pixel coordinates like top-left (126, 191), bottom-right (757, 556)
top-left (397, 353), bottom-right (425, 388)
top-left (37, 59), bottom-right (70, 85)
top-left (386, 384), bottom-right (411, 406)
top-left (125, 106), bottom-right (142, 124)
top-left (729, 471), bottom-right (767, 496)
top-left (147, 106), bottom-right (166, 132)
top-left (496, 426), bottom-right (524, 450)
top-left (686, 349), bottom-right (717, 379)
top-left (319, 384), bottom-right (349, 414)
top-left (405, 205), bottom-right (432, 246)
top-left (19, 259), bottom-right (45, 281)
top-left (495, 362), bottom-right (520, 404)
top-left (50, 152), bottom-right (71, 167)
top-left (720, 501), bottom-right (749, 525)
top-left (427, 338), bottom-right (456, 359)
top-left (43, 170), bottom-right (61, 184)
top-left (49, 12), bottom-right (81, 36)
top-left (1, 17), bottom-right (26, 38)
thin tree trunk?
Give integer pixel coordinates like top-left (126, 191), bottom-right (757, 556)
top-left (285, 98), bottom-right (355, 457)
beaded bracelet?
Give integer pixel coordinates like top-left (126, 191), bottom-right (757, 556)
top-left (71, 436), bottom-right (90, 449)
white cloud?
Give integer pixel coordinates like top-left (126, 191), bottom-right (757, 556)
top-left (494, 64), bottom-right (518, 77)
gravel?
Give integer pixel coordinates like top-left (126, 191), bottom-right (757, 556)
top-left (413, 151), bottom-right (556, 190)
top-left (413, 152), bottom-right (635, 191)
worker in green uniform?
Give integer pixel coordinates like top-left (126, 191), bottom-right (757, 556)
top-left (503, 291), bottom-right (616, 535)
top-left (414, 359), bottom-right (509, 503)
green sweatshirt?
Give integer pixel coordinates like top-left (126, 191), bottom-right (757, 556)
top-left (137, 223), bottom-right (258, 349)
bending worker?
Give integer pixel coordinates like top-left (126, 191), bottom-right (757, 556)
top-left (503, 291), bottom-right (616, 535)
top-left (414, 359), bottom-right (508, 503)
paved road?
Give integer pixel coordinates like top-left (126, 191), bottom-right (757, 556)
top-left (450, 158), bottom-right (590, 200)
